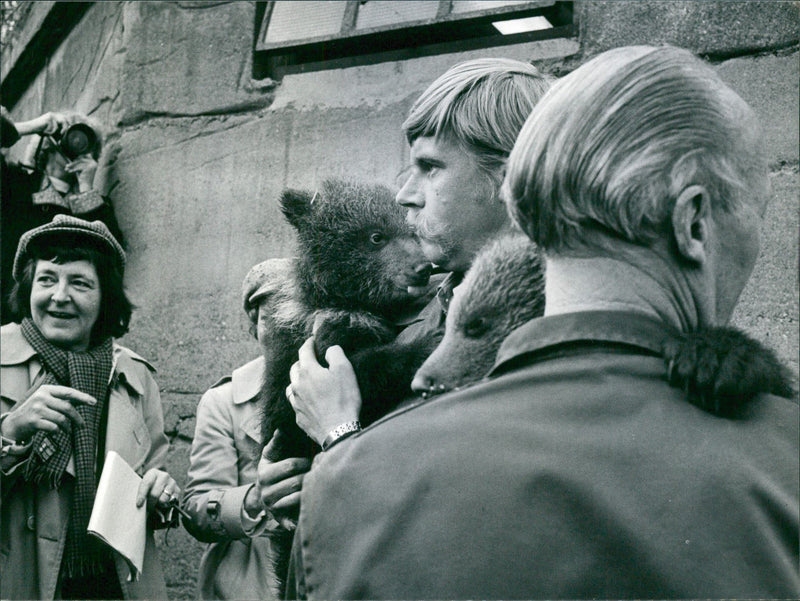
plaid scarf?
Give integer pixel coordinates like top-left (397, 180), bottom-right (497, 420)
top-left (20, 318), bottom-right (113, 577)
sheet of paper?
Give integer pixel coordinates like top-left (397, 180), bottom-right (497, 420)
top-left (87, 450), bottom-right (146, 581)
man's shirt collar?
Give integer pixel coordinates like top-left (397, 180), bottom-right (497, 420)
top-left (435, 271), bottom-right (464, 314)
top-left (490, 310), bottom-right (679, 377)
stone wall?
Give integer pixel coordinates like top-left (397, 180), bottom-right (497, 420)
top-left (3, 1), bottom-right (798, 598)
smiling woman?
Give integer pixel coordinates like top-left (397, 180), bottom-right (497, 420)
top-left (29, 260), bottom-right (102, 351)
top-left (8, 215), bottom-right (132, 348)
top-left (0, 214), bottom-right (179, 600)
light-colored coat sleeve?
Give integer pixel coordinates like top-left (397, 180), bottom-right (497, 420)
top-left (108, 350), bottom-right (175, 530)
top-left (138, 361), bottom-right (169, 474)
top-left (0, 328), bottom-right (173, 600)
top-left (182, 378), bottom-right (268, 542)
top-left (104, 349), bottom-right (169, 471)
top-left (108, 348), bottom-right (172, 598)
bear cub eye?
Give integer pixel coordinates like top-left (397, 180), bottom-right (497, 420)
top-left (463, 317), bottom-right (489, 338)
top-left (369, 232), bottom-right (387, 246)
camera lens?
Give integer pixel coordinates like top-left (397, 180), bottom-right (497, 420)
top-left (60, 123), bottom-right (98, 160)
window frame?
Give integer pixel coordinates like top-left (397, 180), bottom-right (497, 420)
top-left (253, 1), bottom-right (574, 79)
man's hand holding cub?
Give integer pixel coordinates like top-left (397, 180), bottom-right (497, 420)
top-left (288, 337), bottom-right (362, 447)
top-left (256, 431), bottom-right (312, 531)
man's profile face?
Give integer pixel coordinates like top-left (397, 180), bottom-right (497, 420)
top-left (396, 135), bottom-right (508, 273)
top-left (256, 299), bottom-right (282, 355)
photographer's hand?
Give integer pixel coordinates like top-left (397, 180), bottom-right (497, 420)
top-left (14, 112), bottom-right (69, 137)
top-left (65, 155), bottom-right (98, 193)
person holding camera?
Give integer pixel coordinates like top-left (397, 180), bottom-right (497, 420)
top-left (1, 107), bottom-right (123, 325)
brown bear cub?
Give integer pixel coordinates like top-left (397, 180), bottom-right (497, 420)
top-left (260, 178), bottom-right (434, 461)
top-left (413, 233), bottom-right (795, 418)
top-left (259, 178), bottom-right (437, 591)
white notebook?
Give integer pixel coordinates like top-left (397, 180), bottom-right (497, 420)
top-left (87, 450), bottom-right (147, 581)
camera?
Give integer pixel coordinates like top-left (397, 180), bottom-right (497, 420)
top-left (55, 123), bottom-right (99, 160)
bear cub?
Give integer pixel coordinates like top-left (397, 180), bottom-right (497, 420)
top-left (413, 233), bottom-right (795, 417)
top-left (261, 178), bottom-right (434, 461)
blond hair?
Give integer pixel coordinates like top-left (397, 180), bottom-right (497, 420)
top-left (403, 58), bottom-right (553, 182)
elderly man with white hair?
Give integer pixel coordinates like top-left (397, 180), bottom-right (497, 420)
top-left (285, 46), bottom-right (799, 600)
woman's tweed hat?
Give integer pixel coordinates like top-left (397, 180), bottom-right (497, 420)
top-left (13, 214), bottom-right (126, 281)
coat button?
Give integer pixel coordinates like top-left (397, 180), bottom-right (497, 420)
top-left (26, 515), bottom-right (35, 531)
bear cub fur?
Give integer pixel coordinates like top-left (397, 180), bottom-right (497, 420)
top-left (261, 178), bottom-right (435, 460)
top-left (414, 233), bottom-right (796, 416)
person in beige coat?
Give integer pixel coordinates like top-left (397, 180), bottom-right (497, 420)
top-left (0, 215), bottom-right (178, 600)
top-left (182, 258), bottom-right (309, 599)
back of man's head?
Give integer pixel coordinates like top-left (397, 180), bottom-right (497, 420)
top-left (504, 46), bottom-right (767, 254)
top-left (403, 58), bottom-right (553, 181)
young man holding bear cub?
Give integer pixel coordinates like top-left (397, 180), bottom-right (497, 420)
top-left (283, 57), bottom-right (554, 446)
top-left (255, 56), bottom-right (552, 514)
top-left (285, 46), bottom-right (799, 599)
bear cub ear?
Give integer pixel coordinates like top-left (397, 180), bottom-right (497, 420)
top-left (280, 188), bottom-right (315, 228)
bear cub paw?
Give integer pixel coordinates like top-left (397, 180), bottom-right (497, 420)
top-left (664, 326), bottom-right (795, 418)
top-left (312, 308), bottom-right (396, 364)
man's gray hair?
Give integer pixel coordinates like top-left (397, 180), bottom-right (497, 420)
top-left (504, 46), bottom-right (768, 253)
top-left (403, 58), bottom-right (553, 182)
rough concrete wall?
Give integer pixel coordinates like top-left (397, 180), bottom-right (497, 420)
top-left (578, 0), bottom-right (799, 58)
top-left (118, 1), bottom-right (269, 122)
top-left (10, 1), bottom-right (127, 132)
top-left (717, 52), bottom-right (800, 376)
top-left (4, 1), bottom-right (798, 598)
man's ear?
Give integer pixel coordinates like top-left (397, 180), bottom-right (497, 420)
top-left (491, 161), bottom-right (508, 205)
top-left (671, 185), bottom-right (711, 264)
top-left (494, 163), bottom-right (508, 203)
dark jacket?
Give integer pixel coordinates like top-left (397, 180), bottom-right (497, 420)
top-left (289, 311), bottom-right (799, 600)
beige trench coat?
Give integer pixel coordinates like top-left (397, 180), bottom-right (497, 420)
top-left (0, 322), bottom-right (171, 600)
top-left (182, 357), bottom-right (280, 600)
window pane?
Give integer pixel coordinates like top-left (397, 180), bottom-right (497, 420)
top-left (356, 1), bottom-right (440, 30)
top-left (451, 0), bottom-right (538, 15)
top-left (265, 1), bottom-right (348, 44)
top-left (493, 15), bottom-right (552, 34)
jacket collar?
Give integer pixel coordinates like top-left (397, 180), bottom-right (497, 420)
top-left (435, 271), bottom-right (464, 315)
top-left (231, 356), bottom-right (265, 405)
top-left (393, 272), bottom-right (451, 328)
top-left (1, 322), bottom-right (37, 365)
top-left (112, 348), bottom-right (153, 396)
top-left (1, 322), bottom-right (151, 396)
top-left (490, 310), bottom-right (679, 376)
